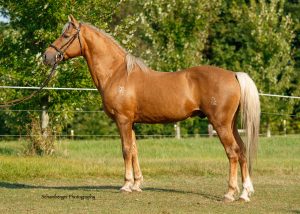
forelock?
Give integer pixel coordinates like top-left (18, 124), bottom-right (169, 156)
top-left (62, 22), bottom-right (70, 34)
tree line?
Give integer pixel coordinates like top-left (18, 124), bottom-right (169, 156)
top-left (0, 0), bottom-right (299, 139)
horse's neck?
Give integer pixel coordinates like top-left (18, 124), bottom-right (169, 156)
top-left (82, 26), bottom-right (126, 92)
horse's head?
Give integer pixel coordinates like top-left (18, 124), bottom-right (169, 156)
top-left (43, 15), bottom-right (83, 66)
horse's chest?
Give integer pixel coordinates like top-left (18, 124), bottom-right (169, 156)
top-left (102, 87), bottom-right (134, 118)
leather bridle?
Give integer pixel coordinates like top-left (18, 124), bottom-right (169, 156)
top-left (50, 22), bottom-right (83, 62)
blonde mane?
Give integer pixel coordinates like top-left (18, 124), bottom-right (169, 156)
top-left (82, 23), bottom-right (149, 73)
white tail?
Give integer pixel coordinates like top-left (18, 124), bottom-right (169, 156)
top-left (235, 72), bottom-right (260, 175)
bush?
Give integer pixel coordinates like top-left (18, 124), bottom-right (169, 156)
top-left (24, 118), bottom-right (55, 156)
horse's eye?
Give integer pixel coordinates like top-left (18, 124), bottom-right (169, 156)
top-left (62, 34), bottom-right (69, 39)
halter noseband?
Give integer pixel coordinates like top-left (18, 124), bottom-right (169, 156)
top-left (50, 22), bottom-right (83, 62)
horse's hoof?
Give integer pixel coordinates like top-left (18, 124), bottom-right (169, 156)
top-left (120, 186), bottom-right (132, 193)
top-left (239, 195), bottom-right (250, 202)
top-left (239, 188), bottom-right (253, 201)
top-left (223, 194), bottom-right (235, 203)
top-left (131, 185), bottom-right (142, 192)
top-left (248, 190), bottom-right (254, 197)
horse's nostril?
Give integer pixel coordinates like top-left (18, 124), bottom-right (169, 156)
top-left (43, 53), bottom-right (50, 65)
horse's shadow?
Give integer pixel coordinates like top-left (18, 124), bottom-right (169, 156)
top-left (0, 181), bottom-right (118, 191)
top-left (144, 187), bottom-right (221, 201)
top-left (0, 181), bottom-right (221, 201)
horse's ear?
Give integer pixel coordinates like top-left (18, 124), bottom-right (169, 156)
top-left (68, 15), bottom-right (79, 27)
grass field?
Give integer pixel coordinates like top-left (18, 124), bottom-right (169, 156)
top-left (0, 136), bottom-right (299, 213)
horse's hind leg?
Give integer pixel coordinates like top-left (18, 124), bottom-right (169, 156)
top-left (131, 130), bottom-right (143, 192)
top-left (214, 124), bottom-right (240, 202)
top-left (233, 124), bottom-right (254, 201)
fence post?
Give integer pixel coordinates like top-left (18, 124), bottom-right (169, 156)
top-left (208, 124), bottom-right (213, 138)
top-left (40, 95), bottom-right (49, 138)
top-left (70, 130), bottom-right (74, 140)
top-left (174, 122), bottom-right (181, 139)
top-left (283, 119), bottom-right (286, 136)
top-left (267, 122), bottom-right (271, 138)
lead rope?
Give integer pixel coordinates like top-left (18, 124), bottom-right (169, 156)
top-left (0, 62), bottom-right (58, 108)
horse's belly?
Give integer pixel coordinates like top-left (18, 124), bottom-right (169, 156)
top-left (134, 98), bottom-right (198, 123)
top-left (135, 112), bottom-right (188, 123)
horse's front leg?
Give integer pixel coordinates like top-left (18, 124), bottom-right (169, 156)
top-left (116, 118), bottom-right (135, 192)
top-left (131, 130), bottom-right (143, 192)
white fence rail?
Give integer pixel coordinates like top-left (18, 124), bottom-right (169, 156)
top-left (1, 85), bottom-right (300, 99)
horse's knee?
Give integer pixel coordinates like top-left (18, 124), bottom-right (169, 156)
top-left (122, 144), bottom-right (132, 159)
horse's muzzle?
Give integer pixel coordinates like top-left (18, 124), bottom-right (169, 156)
top-left (43, 51), bottom-right (59, 66)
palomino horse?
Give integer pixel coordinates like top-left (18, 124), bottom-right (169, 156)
top-left (43, 16), bottom-right (260, 202)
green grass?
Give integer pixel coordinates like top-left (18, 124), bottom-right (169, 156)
top-left (0, 136), bottom-right (299, 213)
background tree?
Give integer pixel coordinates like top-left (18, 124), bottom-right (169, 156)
top-left (285, 0), bottom-right (300, 133)
top-left (206, 0), bottom-right (298, 135)
top-left (0, 0), bottom-right (121, 138)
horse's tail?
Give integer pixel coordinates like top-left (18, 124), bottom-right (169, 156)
top-left (235, 72), bottom-right (260, 175)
